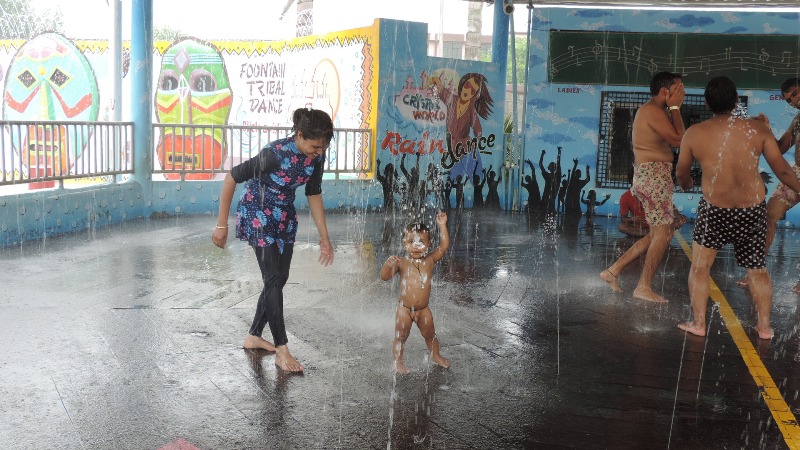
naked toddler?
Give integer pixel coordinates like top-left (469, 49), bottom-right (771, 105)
top-left (380, 211), bottom-right (451, 373)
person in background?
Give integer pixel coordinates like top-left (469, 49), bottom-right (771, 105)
top-left (737, 78), bottom-right (800, 292)
top-left (212, 108), bottom-right (335, 373)
top-left (619, 191), bottom-right (687, 238)
top-left (618, 184), bottom-right (649, 238)
top-left (617, 166), bottom-right (687, 237)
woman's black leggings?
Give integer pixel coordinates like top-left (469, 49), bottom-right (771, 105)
top-left (248, 243), bottom-right (294, 346)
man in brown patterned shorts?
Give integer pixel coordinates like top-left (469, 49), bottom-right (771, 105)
top-left (600, 71), bottom-right (685, 303)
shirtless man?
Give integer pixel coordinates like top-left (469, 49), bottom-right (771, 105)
top-left (380, 211), bottom-right (450, 373)
top-left (675, 76), bottom-right (800, 340)
top-left (737, 77), bottom-right (800, 291)
top-left (600, 71), bottom-right (685, 303)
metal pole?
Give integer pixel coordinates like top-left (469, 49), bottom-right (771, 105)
top-left (111, 0), bottom-right (122, 121)
top-left (439, 0), bottom-right (445, 56)
top-left (130, 0), bottom-right (154, 197)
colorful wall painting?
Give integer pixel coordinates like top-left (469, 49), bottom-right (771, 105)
top-left (2, 33), bottom-right (99, 188)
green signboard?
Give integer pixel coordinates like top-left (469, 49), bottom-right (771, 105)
top-left (549, 30), bottom-right (800, 90)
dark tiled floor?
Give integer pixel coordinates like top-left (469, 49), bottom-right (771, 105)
top-left (2, 210), bottom-right (800, 449)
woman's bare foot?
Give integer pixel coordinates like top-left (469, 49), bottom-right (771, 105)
top-left (792, 282), bottom-right (800, 293)
top-left (633, 287), bottom-right (668, 303)
top-left (677, 321), bottom-right (706, 337)
top-left (394, 360), bottom-right (411, 374)
top-left (275, 346), bottom-right (304, 372)
top-left (756, 326), bottom-right (774, 340)
top-left (600, 270), bottom-right (622, 293)
top-left (735, 276), bottom-right (749, 287)
top-left (243, 335), bottom-right (276, 351)
top-left (431, 353), bottom-right (450, 369)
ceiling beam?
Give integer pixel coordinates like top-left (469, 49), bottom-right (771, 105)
top-left (501, 0), bottom-right (800, 8)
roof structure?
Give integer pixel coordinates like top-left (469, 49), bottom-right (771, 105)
top-left (506, 0), bottom-right (800, 8)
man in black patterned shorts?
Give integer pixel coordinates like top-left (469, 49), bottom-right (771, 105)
top-left (736, 77), bottom-right (800, 291)
top-left (676, 76), bottom-right (800, 340)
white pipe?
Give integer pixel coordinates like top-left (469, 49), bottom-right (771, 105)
top-left (439, 0), bottom-right (444, 57)
top-left (111, 0), bottom-right (122, 121)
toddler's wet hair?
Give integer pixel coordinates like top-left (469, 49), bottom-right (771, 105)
top-left (406, 222), bottom-right (430, 234)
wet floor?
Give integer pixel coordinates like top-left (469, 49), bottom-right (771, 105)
top-left (2, 209), bottom-right (800, 449)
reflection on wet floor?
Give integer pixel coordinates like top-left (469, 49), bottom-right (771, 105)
top-left (1, 210), bottom-right (800, 449)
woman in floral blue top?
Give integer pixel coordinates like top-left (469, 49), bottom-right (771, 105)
top-left (212, 108), bottom-right (334, 372)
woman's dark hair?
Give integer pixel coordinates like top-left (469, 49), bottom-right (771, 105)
top-left (292, 108), bottom-right (334, 143)
top-left (704, 76), bottom-right (737, 114)
top-left (649, 71), bottom-right (681, 96)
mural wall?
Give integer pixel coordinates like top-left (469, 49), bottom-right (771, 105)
top-left (0, 18), bottom-right (506, 216)
top-left (0, 34), bottom-right (101, 189)
top-left (0, 18), bottom-right (506, 245)
top-left (149, 31), bottom-right (379, 180)
top-left (526, 8), bottom-right (800, 224)
top-left (1, 9), bottom-right (799, 246)
top-left (375, 20), bottom-right (505, 224)
top-left (0, 23), bottom-right (380, 189)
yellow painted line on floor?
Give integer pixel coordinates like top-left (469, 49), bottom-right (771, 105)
top-left (675, 231), bottom-right (800, 449)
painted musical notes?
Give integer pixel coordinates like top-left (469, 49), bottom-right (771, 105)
top-left (632, 46), bottom-right (642, 62)
top-left (549, 30), bottom-right (800, 89)
top-left (759, 48), bottom-right (770, 64)
top-left (549, 31), bottom-right (675, 85)
top-left (648, 59), bottom-right (658, 74)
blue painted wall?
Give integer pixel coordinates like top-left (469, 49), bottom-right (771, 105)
top-left (0, 18), bottom-right (505, 246)
top-left (1, 9), bottom-right (799, 246)
top-left (525, 8), bottom-right (800, 223)
top-left (375, 19), bottom-right (505, 218)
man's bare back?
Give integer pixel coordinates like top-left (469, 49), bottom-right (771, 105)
top-left (679, 115), bottom-right (771, 208)
top-left (675, 76), bottom-right (800, 342)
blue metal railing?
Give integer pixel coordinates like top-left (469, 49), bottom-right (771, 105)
top-left (152, 124), bottom-right (373, 180)
top-left (0, 122), bottom-right (373, 190)
top-left (0, 121), bottom-right (134, 187)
